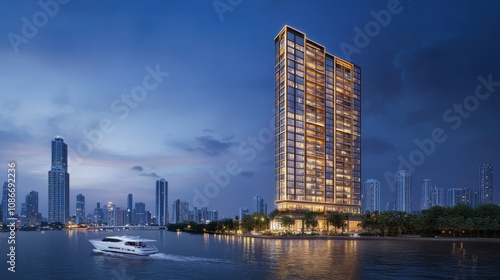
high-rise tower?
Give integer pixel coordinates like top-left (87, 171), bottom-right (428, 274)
top-left (76, 194), bottom-right (85, 224)
top-left (362, 179), bottom-right (380, 213)
top-left (479, 163), bottom-right (493, 204)
top-left (420, 179), bottom-right (432, 211)
top-left (274, 26), bottom-right (361, 213)
top-left (395, 170), bottom-right (412, 213)
top-left (156, 179), bottom-right (168, 226)
top-left (48, 137), bottom-right (70, 223)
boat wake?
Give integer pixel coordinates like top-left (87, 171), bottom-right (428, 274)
top-left (149, 253), bottom-right (230, 264)
top-left (92, 249), bottom-right (147, 259)
top-left (92, 249), bottom-right (229, 264)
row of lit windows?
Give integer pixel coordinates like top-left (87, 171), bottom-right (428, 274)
top-left (287, 40), bottom-right (304, 52)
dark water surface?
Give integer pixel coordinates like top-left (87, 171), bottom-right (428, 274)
top-left (1, 230), bottom-right (499, 279)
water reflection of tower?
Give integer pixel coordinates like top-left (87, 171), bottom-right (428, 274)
top-left (271, 240), bottom-right (359, 278)
top-left (451, 242), bottom-right (478, 278)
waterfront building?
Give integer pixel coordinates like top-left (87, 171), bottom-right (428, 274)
top-left (156, 179), bottom-right (168, 226)
top-left (420, 179), bottom-right (432, 211)
top-left (362, 179), bottom-right (380, 213)
top-left (479, 163), bottom-right (493, 204)
top-left (395, 170), bottom-right (412, 213)
top-left (48, 137), bottom-right (70, 223)
top-left (76, 194), bottom-right (85, 224)
top-left (274, 26), bottom-right (362, 214)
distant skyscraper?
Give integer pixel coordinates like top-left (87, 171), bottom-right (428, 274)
top-left (156, 179), bottom-right (168, 226)
top-left (135, 202), bottom-right (146, 225)
top-left (172, 199), bottom-right (180, 224)
top-left (420, 179), bottom-right (433, 211)
top-left (200, 207), bottom-right (209, 224)
top-left (430, 186), bottom-right (445, 207)
top-left (1, 182), bottom-right (8, 224)
top-left (386, 199), bottom-right (395, 211)
top-left (470, 188), bottom-right (480, 208)
top-left (208, 210), bottom-right (218, 222)
top-left (239, 207), bottom-right (249, 219)
top-left (26, 191), bottom-right (39, 225)
top-left (274, 26), bottom-right (362, 214)
top-left (104, 202), bottom-right (116, 226)
top-left (48, 137), bottom-right (70, 223)
top-left (180, 201), bottom-right (189, 223)
top-left (362, 179), bottom-right (380, 212)
top-left (114, 207), bottom-right (125, 226)
top-left (252, 195), bottom-right (267, 214)
top-left (447, 188), bottom-right (471, 207)
top-left (190, 207), bottom-right (202, 223)
top-left (395, 170), bottom-right (412, 212)
top-left (127, 193), bottom-right (133, 225)
top-left (93, 202), bottom-right (103, 225)
top-left (479, 163), bottom-right (493, 204)
top-left (76, 194), bottom-right (85, 224)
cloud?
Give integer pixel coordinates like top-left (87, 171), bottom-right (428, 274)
top-left (140, 172), bottom-right (160, 178)
top-left (131, 165), bottom-right (144, 172)
top-left (193, 135), bottom-right (235, 157)
top-left (240, 171), bottom-right (254, 178)
top-left (363, 136), bottom-right (395, 155)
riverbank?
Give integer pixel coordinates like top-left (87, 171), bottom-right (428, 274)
top-left (236, 233), bottom-right (500, 243)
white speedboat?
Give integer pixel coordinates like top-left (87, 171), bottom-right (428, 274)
top-left (89, 236), bottom-right (159, 256)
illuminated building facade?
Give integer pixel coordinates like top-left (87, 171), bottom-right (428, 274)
top-left (274, 26), bottom-right (361, 214)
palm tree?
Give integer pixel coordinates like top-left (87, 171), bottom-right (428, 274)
top-left (327, 211), bottom-right (344, 234)
top-left (281, 216), bottom-right (295, 232)
top-left (301, 210), bottom-right (315, 234)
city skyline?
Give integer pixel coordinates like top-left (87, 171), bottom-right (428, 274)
top-left (1, 2), bottom-right (500, 217)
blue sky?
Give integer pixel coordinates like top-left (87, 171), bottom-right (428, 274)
top-left (1, 0), bottom-right (500, 218)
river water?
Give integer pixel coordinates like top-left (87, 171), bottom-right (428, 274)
top-left (1, 230), bottom-right (499, 279)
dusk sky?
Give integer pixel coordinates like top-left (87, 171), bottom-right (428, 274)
top-left (1, 0), bottom-right (499, 218)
